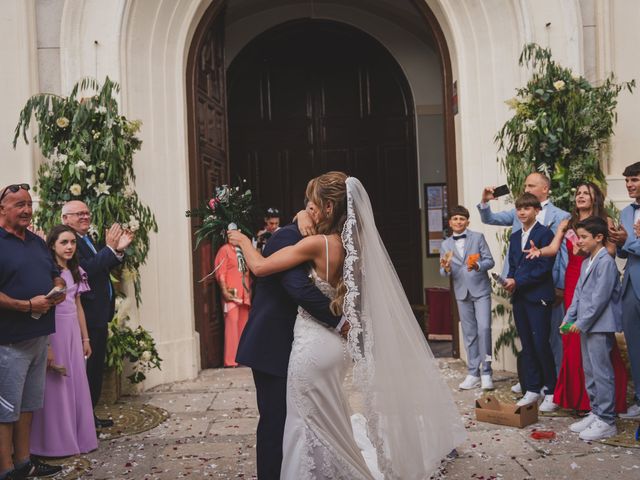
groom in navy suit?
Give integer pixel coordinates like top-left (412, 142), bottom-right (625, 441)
top-left (236, 219), bottom-right (341, 480)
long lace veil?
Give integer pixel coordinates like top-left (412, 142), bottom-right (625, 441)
top-left (342, 177), bottom-right (467, 479)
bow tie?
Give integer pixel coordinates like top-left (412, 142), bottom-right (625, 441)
top-left (453, 234), bottom-right (467, 241)
top-left (631, 203), bottom-right (640, 210)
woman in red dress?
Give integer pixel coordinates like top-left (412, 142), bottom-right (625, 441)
top-left (527, 182), bottom-right (628, 413)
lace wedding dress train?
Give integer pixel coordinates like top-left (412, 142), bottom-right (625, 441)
top-left (282, 178), bottom-right (466, 479)
top-left (281, 271), bottom-right (375, 480)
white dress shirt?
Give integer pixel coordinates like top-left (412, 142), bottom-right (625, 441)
top-left (586, 246), bottom-right (607, 274)
top-left (521, 221), bottom-right (538, 251)
top-left (453, 229), bottom-right (467, 258)
top-left (537, 199), bottom-right (550, 226)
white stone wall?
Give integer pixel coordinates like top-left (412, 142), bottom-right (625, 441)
top-left (3, 0), bottom-right (639, 383)
top-left (0, 0), bottom-right (39, 190)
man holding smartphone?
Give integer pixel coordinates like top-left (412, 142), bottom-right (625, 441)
top-left (478, 172), bottom-right (570, 396)
top-left (0, 184), bottom-right (65, 479)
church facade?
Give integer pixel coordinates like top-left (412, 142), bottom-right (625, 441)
top-left (2, 0), bottom-right (638, 387)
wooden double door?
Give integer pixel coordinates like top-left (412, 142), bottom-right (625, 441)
top-left (189, 15), bottom-right (422, 367)
top-left (228, 20), bottom-right (422, 300)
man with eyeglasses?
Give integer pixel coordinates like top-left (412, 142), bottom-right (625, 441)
top-left (0, 183), bottom-right (65, 479)
top-left (61, 200), bottom-right (133, 430)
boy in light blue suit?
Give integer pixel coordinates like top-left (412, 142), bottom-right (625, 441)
top-left (440, 206), bottom-right (495, 390)
top-left (615, 162), bottom-right (640, 419)
top-left (561, 217), bottom-right (622, 441)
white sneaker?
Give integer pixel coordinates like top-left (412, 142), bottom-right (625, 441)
top-left (481, 374), bottom-right (494, 390)
top-left (459, 375), bottom-right (481, 390)
top-left (516, 391), bottom-right (541, 407)
top-left (510, 382), bottom-right (522, 394)
top-left (570, 412), bottom-right (597, 433)
top-left (539, 394), bottom-right (559, 413)
top-left (619, 404), bottom-right (640, 419)
top-left (578, 417), bottom-right (617, 441)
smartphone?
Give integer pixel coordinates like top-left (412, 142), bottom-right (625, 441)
top-left (45, 286), bottom-right (66, 299)
top-left (492, 184), bottom-right (510, 198)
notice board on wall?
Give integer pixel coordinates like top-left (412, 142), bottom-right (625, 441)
top-left (424, 183), bottom-right (448, 257)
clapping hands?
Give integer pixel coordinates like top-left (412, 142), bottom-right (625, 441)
top-left (608, 223), bottom-right (628, 247)
top-left (106, 224), bottom-right (135, 252)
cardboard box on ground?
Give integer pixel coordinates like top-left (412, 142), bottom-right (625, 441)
top-left (475, 396), bottom-right (538, 428)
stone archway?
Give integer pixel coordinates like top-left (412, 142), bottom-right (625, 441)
top-left (55, 0), bottom-right (585, 380)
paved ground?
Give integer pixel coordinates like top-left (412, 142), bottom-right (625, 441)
top-left (79, 359), bottom-right (640, 479)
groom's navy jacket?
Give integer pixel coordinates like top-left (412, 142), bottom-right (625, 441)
top-left (236, 223), bottom-right (341, 377)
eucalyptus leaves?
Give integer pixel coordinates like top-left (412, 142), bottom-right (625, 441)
top-left (492, 44), bottom-right (634, 360)
top-left (496, 43), bottom-right (635, 211)
top-left (13, 77), bottom-right (157, 302)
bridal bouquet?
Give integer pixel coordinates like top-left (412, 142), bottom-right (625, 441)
top-left (186, 181), bottom-right (255, 283)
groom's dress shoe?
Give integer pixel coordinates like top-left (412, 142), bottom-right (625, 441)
top-left (95, 416), bottom-right (114, 428)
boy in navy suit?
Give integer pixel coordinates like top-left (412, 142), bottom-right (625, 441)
top-left (504, 193), bottom-right (558, 412)
top-left (562, 217), bottom-right (622, 441)
top-left (440, 206), bottom-right (495, 390)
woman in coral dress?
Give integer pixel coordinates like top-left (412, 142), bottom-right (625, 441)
top-left (528, 182), bottom-right (628, 413)
top-left (31, 225), bottom-right (97, 456)
top-left (214, 241), bottom-right (252, 367)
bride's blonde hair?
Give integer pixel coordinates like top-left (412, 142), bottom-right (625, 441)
top-left (305, 171), bottom-right (348, 315)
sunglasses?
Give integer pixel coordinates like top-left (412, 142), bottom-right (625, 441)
top-left (0, 183), bottom-right (30, 202)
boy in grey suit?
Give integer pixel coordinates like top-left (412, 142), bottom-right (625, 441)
top-left (561, 217), bottom-right (622, 441)
top-left (440, 206), bottom-right (495, 390)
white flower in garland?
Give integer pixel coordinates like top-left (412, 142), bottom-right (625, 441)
top-left (140, 351), bottom-right (152, 362)
top-left (69, 184), bottom-right (82, 196)
top-left (76, 160), bottom-right (87, 170)
top-left (553, 80), bottom-right (566, 91)
top-left (56, 117), bottom-right (69, 128)
top-left (127, 216), bottom-right (140, 232)
top-left (123, 184), bottom-right (135, 198)
top-left (94, 182), bottom-right (111, 196)
top-left (86, 174), bottom-right (96, 186)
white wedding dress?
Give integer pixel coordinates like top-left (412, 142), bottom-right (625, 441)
top-left (281, 239), bottom-right (377, 480)
top-left (282, 178), bottom-right (466, 480)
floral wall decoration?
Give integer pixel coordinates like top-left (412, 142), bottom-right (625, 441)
top-left (14, 77), bottom-right (161, 384)
top-left (492, 44), bottom-right (634, 359)
top-left (13, 77), bottom-right (157, 303)
top-left (496, 43), bottom-right (635, 211)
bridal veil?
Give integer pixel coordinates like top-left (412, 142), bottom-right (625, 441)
top-left (342, 177), bottom-right (467, 479)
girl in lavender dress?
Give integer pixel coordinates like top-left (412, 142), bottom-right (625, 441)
top-left (30, 225), bottom-right (98, 456)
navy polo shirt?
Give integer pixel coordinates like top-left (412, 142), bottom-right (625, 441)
top-left (0, 227), bottom-right (59, 344)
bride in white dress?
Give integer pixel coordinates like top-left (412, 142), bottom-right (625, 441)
top-left (228, 172), bottom-right (466, 479)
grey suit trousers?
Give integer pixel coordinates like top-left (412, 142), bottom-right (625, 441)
top-left (622, 285), bottom-right (640, 404)
top-left (456, 294), bottom-right (492, 375)
top-left (581, 332), bottom-right (615, 425)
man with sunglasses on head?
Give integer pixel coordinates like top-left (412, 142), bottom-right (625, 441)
top-left (61, 201), bottom-right (133, 430)
top-left (0, 183), bottom-right (65, 479)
